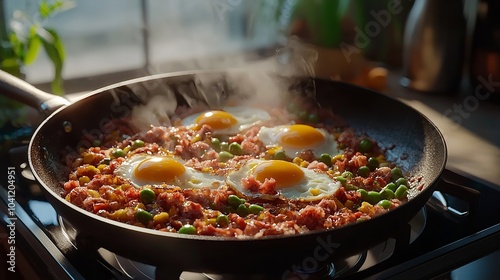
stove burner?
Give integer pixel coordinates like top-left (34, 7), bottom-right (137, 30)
top-left (53, 209), bottom-right (426, 279)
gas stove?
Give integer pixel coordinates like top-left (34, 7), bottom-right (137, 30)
top-left (1, 144), bottom-right (500, 280)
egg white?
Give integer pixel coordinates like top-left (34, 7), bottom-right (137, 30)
top-left (257, 125), bottom-right (339, 159)
top-left (226, 159), bottom-right (341, 201)
top-left (181, 106), bottom-right (271, 135)
top-left (115, 154), bottom-right (224, 189)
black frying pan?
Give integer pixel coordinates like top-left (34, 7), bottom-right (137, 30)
top-left (1, 69), bottom-right (446, 278)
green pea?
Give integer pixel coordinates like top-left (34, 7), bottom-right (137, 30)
top-left (218, 151), bottom-right (234, 162)
top-left (391, 167), bottom-right (403, 181)
top-left (248, 204), bottom-right (264, 215)
top-left (378, 199), bottom-right (392, 209)
top-left (216, 214), bottom-right (229, 227)
top-left (211, 138), bottom-right (221, 151)
top-left (359, 138), bottom-right (373, 153)
top-left (135, 209), bottom-right (153, 224)
top-left (308, 113), bottom-right (320, 123)
top-left (236, 204), bottom-right (248, 217)
top-left (335, 176), bottom-right (347, 186)
top-left (319, 153), bottom-right (332, 166)
top-left (380, 188), bottom-right (395, 200)
top-left (357, 166), bottom-right (371, 178)
top-left (345, 184), bottom-right (358, 191)
top-left (229, 142), bottom-right (243, 155)
top-left (395, 185), bottom-right (409, 199)
top-left (395, 177), bottom-right (408, 187)
top-left (366, 191), bottom-right (382, 205)
top-left (131, 139), bottom-right (145, 149)
top-left (385, 182), bottom-right (397, 192)
top-left (358, 189), bottom-right (369, 201)
top-left (273, 151), bottom-right (286, 160)
top-left (178, 224), bottom-right (196, 234)
top-left (367, 157), bottom-right (379, 171)
top-left (341, 171), bottom-right (354, 179)
top-left (227, 195), bottom-right (244, 207)
top-left (92, 139), bottom-right (102, 147)
top-left (112, 148), bottom-right (126, 158)
top-left (139, 188), bottom-right (156, 204)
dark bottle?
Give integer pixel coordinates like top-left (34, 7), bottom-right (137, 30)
top-left (400, 0), bottom-right (467, 93)
top-left (470, 0), bottom-right (500, 99)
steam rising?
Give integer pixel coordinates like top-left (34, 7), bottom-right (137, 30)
top-left (129, 25), bottom-right (319, 132)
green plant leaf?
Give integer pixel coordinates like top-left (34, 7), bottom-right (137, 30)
top-left (39, 1), bottom-right (50, 19)
top-left (24, 26), bottom-right (42, 65)
top-left (39, 28), bottom-right (65, 95)
top-left (8, 33), bottom-right (24, 61)
top-left (39, 0), bottom-right (69, 19)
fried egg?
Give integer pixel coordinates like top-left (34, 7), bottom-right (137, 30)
top-left (181, 106), bottom-right (271, 135)
top-left (258, 124), bottom-right (339, 159)
top-left (115, 154), bottom-right (224, 189)
top-left (227, 159), bottom-right (341, 201)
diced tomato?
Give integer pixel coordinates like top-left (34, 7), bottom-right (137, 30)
top-left (93, 202), bottom-right (110, 212)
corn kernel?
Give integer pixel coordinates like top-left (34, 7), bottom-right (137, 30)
top-left (118, 209), bottom-right (131, 220)
top-left (292, 157), bottom-right (303, 165)
top-left (300, 161), bottom-right (309, 168)
top-left (97, 164), bottom-right (107, 172)
top-left (191, 134), bottom-right (202, 143)
top-left (135, 203), bottom-right (146, 211)
top-left (79, 176), bottom-right (90, 185)
top-left (207, 218), bottom-right (217, 225)
top-left (332, 154), bottom-right (344, 162)
top-left (359, 201), bottom-right (376, 215)
top-left (87, 189), bottom-right (99, 198)
top-left (85, 165), bottom-right (99, 174)
top-left (309, 189), bottom-right (321, 196)
top-left (83, 153), bottom-right (94, 164)
top-left (120, 184), bottom-right (132, 191)
top-left (153, 212), bottom-right (170, 223)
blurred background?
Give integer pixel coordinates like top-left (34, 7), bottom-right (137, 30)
top-left (0, 0), bottom-right (488, 92)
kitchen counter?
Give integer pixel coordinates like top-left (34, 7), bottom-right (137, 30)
top-left (384, 70), bottom-right (500, 187)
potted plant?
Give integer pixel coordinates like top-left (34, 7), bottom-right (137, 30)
top-left (0, 0), bottom-right (72, 150)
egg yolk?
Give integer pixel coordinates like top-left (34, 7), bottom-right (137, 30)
top-left (253, 160), bottom-right (304, 188)
top-left (134, 157), bottom-right (186, 184)
top-left (280, 124), bottom-right (325, 147)
top-left (195, 111), bottom-right (237, 130)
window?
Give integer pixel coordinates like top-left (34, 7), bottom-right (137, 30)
top-left (3, 0), bottom-right (282, 93)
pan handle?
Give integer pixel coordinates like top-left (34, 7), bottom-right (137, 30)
top-left (0, 70), bottom-right (70, 115)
